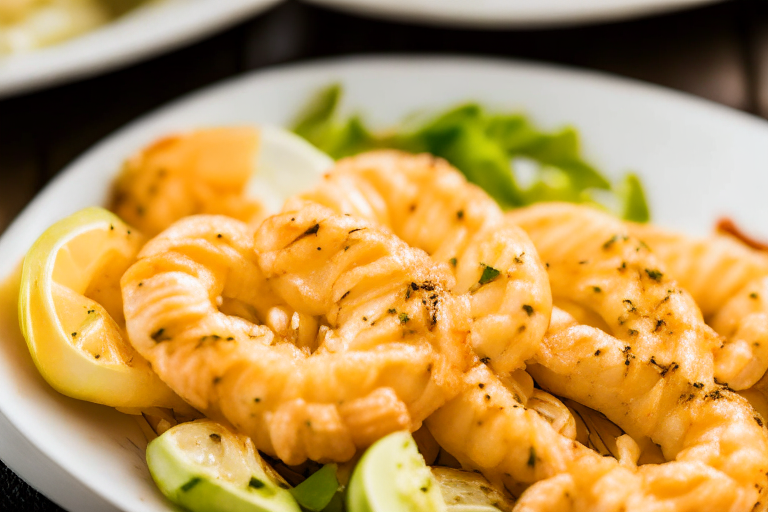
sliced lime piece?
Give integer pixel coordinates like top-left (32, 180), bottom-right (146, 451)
top-left (146, 419), bottom-right (300, 512)
top-left (346, 431), bottom-right (446, 512)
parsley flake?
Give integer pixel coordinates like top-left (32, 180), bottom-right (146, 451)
top-left (645, 269), bottom-right (663, 281)
top-left (478, 265), bottom-right (501, 286)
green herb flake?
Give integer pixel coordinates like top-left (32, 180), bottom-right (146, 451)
top-left (151, 328), bottom-right (171, 343)
top-left (522, 304), bottom-right (534, 316)
top-left (387, 308), bottom-right (397, 315)
top-left (291, 85), bottom-right (651, 222)
top-left (603, 235), bottom-right (619, 250)
top-left (449, 257), bottom-right (457, 267)
top-left (248, 477), bottom-right (265, 489)
top-left (645, 269), bottom-right (663, 282)
top-left (399, 313), bottom-right (410, 324)
top-left (181, 478), bottom-right (201, 492)
top-left (478, 265), bottom-right (501, 286)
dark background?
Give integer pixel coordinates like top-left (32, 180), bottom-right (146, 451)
top-left (2, 0), bottom-right (767, 508)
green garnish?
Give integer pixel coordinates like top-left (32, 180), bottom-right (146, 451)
top-left (398, 313), bottom-right (410, 324)
top-left (248, 477), bottom-right (265, 490)
top-left (645, 269), bottom-right (663, 282)
top-left (292, 84), bottom-right (650, 221)
top-left (478, 265), bottom-right (501, 286)
top-left (290, 464), bottom-right (340, 512)
top-left (619, 173), bottom-right (650, 222)
top-left (181, 478), bottom-right (201, 492)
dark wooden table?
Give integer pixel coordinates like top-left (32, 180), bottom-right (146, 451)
top-left (2, 0), bottom-right (768, 509)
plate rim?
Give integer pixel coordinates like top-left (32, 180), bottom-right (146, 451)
top-left (299, 0), bottom-right (724, 29)
top-left (0, 0), bottom-right (283, 99)
top-left (2, 53), bottom-right (768, 512)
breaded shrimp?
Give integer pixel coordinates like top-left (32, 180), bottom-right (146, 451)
top-left (298, 150), bottom-right (552, 372)
top-left (491, 203), bottom-right (768, 511)
top-left (627, 222), bottom-right (768, 390)
top-left (122, 204), bottom-right (475, 465)
top-left (111, 128), bottom-right (264, 237)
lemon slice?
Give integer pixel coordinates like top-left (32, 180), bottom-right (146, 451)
top-left (247, 125), bottom-right (334, 213)
top-left (146, 419), bottom-right (301, 512)
top-left (347, 431), bottom-right (446, 512)
top-left (18, 206), bottom-right (182, 408)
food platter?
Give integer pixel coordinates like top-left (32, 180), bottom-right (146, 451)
top-left (0, 0), bottom-right (282, 99)
top-left (1, 55), bottom-right (768, 511)
top-left (300, 0), bottom-right (724, 28)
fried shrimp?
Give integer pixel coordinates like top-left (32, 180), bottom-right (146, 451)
top-left (298, 150), bottom-right (552, 372)
top-left (627, 222), bottom-right (768, 390)
top-left (489, 202), bottom-right (768, 511)
top-left (111, 128), bottom-right (264, 237)
top-left (122, 203), bottom-right (475, 465)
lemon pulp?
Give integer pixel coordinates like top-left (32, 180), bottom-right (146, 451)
top-left (19, 206), bottom-right (182, 408)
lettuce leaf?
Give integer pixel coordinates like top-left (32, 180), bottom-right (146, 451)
top-left (292, 84), bottom-right (649, 221)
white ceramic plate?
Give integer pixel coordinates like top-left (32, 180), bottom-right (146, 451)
top-left (0, 0), bottom-right (282, 99)
top-left (301, 0), bottom-right (723, 28)
top-left (1, 55), bottom-right (768, 512)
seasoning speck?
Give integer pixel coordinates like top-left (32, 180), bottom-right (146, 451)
top-left (248, 477), bottom-right (265, 489)
top-left (645, 269), bottom-right (664, 281)
top-left (478, 265), bottom-right (501, 286)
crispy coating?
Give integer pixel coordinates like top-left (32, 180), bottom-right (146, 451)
top-left (299, 150), bottom-right (552, 373)
top-left (122, 205), bottom-right (475, 464)
top-left (115, 141), bottom-right (768, 510)
top-left (627, 222), bottom-right (768, 390)
top-left (111, 128), bottom-right (264, 237)
top-left (504, 203), bottom-right (768, 511)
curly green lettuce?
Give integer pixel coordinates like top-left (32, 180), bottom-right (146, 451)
top-left (292, 85), bottom-right (649, 222)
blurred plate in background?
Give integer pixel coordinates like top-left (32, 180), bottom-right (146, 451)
top-left (301, 0), bottom-right (723, 28)
top-left (0, 0), bottom-right (282, 99)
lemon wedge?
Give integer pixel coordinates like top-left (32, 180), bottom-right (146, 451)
top-left (246, 125), bottom-right (334, 213)
top-left (147, 419), bottom-right (301, 512)
top-left (18, 206), bottom-right (183, 408)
